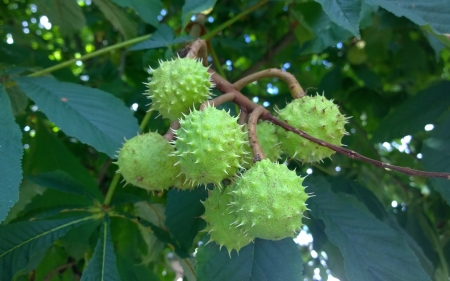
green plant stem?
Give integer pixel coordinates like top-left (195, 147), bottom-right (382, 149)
top-left (201, 0), bottom-right (269, 41)
top-left (104, 173), bottom-right (121, 206)
top-left (139, 111), bottom-right (153, 132)
top-left (27, 34), bottom-right (151, 78)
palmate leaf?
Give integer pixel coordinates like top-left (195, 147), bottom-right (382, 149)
top-left (111, 0), bottom-right (162, 28)
top-left (35, 0), bottom-right (86, 36)
top-left (306, 176), bottom-right (431, 281)
top-left (16, 76), bottom-right (140, 158)
top-left (196, 237), bottom-right (303, 281)
top-left (0, 215), bottom-right (100, 281)
top-left (422, 111), bottom-right (450, 206)
top-left (81, 220), bottom-right (121, 281)
top-left (0, 86), bottom-right (23, 223)
top-left (366, 0), bottom-right (450, 35)
top-left (314, 0), bottom-right (362, 38)
top-left (372, 81), bottom-right (450, 143)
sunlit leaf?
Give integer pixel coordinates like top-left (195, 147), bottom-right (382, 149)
top-left (17, 77), bottom-right (140, 158)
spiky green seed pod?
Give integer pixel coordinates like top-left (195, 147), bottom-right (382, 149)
top-left (174, 105), bottom-right (247, 186)
top-left (202, 188), bottom-right (254, 255)
top-left (116, 132), bottom-right (178, 191)
top-left (146, 57), bottom-right (213, 121)
top-left (229, 159), bottom-right (308, 240)
top-left (243, 121), bottom-right (282, 168)
top-left (276, 94), bottom-right (347, 162)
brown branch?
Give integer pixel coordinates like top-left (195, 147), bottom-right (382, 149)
top-left (233, 68), bottom-right (305, 99)
top-left (238, 110), bottom-right (249, 125)
top-left (200, 93), bottom-right (235, 110)
top-left (207, 63), bottom-right (450, 180)
top-left (248, 106), bottom-right (267, 162)
top-left (267, 115), bottom-right (450, 179)
top-left (180, 39), bottom-right (450, 180)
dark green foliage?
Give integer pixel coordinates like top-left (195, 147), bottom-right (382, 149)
top-left (1, 0), bottom-right (450, 280)
top-left (196, 236), bottom-right (303, 281)
top-left (0, 86), bottom-right (23, 222)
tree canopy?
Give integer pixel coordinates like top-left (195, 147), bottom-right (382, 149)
top-left (1, 0), bottom-right (450, 280)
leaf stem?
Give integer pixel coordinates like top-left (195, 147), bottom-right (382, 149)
top-left (233, 68), bottom-right (305, 99)
top-left (103, 173), bottom-right (121, 206)
top-left (27, 34), bottom-right (151, 78)
top-left (248, 106), bottom-right (267, 162)
top-left (139, 111), bottom-right (153, 132)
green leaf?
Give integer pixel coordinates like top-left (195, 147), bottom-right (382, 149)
top-left (81, 220), bottom-right (121, 281)
top-left (0, 86), bottom-right (23, 223)
top-left (293, 2), bottom-right (353, 54)
top-left (314, 0), bottom-right (362, 38)
top-left (365, 0), bottom-right (450, 35)
top-left (116, 253), bottom-right (160, 281)
top-left (290, 9), bottom-right (315, 44)
top-left (27, 171), bottom-right (103, 201)
top-left (196, 237), bottom-right (303, 281)
top-left (306, 176), bottom-right (431, 281)
top-left (181, 0), bottom-right (217, 30)
top-left (16, 77), bottom-right (140, 158)
top-left (0, 215), bottom-right (99, 281)
top-left (35, 0), bottom-right (86, 36)
top-left (23, 118), bottom-right (98, 190)
top-left (372, 81), bottom-right (450, 143)
top-left (111, 0), bottom-right (162, 27)
top-left (5, 85), bottom-right (28, 116)
top-left (422, 111), bottom-right (450, 206)
top-left (422, 24), bottom-right (450, 49)
top-left (165, 186), bottom-right (208, 251)
top-left (129, 24), bottom-right (193, 51)
top-left (93, 0), bottom-right (137, 40)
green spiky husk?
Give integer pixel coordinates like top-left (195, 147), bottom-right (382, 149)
top-left (174, 106), bottom-right (246, 186)
top-left (202, 188), bottom-right (254, 254)
top-left (146, 57), bottom-right (213, 121)
top-left (243, 121), bottom-right (282, 168)
top-left (229, 159), bottom-right (308, 240)
top-left (116, 132), bottom-right (178, 191)
top-left (276, 94), bottom-right (347, 162)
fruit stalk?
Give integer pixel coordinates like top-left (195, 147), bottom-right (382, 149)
top-left (233, 68), bottom-right (305, 99)
top-left (200, 93), bottom-right (235, 110)
top-left (248, 106), bottom-right (267, 162)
